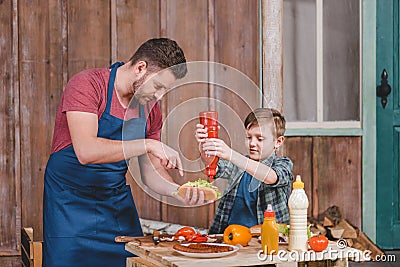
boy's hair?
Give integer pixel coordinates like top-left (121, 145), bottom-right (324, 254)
top-left (129, 38), bottom-right (187, 79)
top-left (244, 108), bottom-right (286, 138)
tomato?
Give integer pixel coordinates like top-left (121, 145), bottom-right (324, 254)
top-left (223, 224), bottom-right (252, 246)
top-left (174, 227), bottom-right (196, 240)
top-left (190, 235), bottom-right (208, 243)
top-left (308, 235), bottom-right (329, 252)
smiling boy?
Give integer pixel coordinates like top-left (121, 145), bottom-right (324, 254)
top-left (195, 108), bottom-right (294, 234)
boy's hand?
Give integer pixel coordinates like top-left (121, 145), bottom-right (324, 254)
top-left (202, 138), bottom-right (232, 161)
top-left (195, 123), bottom-right (208, 143)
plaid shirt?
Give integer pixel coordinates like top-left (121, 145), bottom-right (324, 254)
top-left (209, 153), bottom-right (294, 234)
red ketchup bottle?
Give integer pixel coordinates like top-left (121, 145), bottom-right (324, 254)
top-left (199, 111), bottom-right (218, 181)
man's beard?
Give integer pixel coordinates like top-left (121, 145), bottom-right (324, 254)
top-left (130, 74), bottom-right (147, 106)
top-left (132, 74), bottom-right (147, 95)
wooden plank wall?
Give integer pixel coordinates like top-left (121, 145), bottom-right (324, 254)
top-left (0, 0), bottom-right (362, 259)
top-left (0, 257), bottom-right (21, 267)
top-left (284, 137), bottom-right (362, 228)
top-left (130, 0), bottom-right (261, 229)
top-left (161, 0), bottom-right (212, 228)
top-left (19, 0), bottom-right (51, 253)
top-left (164, 0), bottom-right (261, 228)
top-left (0, 0), bottom-right (19, 256)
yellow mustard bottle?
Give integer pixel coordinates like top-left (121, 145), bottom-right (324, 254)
top-left (261, 204), bottom-right (279, 255)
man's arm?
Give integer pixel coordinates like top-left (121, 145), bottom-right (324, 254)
top-left (67, 111), bottom-right (181, 171)
top-left (138, 154), bottom-right (206, 204)
top-left (138, 154), bottom-right (178, 196)
top-left (68, 111), bottom-right (205, 204)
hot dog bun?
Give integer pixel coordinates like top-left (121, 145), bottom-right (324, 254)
top-left (177, 179), bottom-right (221, 201)
top-left (250, 223), bottom-right (289, 237)
top-left (250, 224), bottom-right (261, 236)
top-left (178, 185), bottom-right (218, 201)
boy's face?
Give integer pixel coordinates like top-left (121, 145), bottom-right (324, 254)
top-left (245, 123), bottom-right (276, 161)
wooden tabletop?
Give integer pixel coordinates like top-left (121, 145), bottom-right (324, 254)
top-left (125, 236), bottom-right (359, 267)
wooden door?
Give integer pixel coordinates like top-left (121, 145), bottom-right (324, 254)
top-left (376, 0), bottom-right (400, 249)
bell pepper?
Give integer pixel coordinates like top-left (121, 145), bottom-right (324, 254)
top-left (223, 224), bottom-right (252, 246)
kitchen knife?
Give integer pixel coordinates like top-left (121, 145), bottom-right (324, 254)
top-left (114, 236), bottom-right (141, 246)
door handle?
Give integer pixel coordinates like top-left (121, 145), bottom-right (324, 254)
top-left (377, 69), bottom-right (392, 108)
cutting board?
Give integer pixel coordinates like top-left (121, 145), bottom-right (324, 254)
top-left (125, 236), bottom-right (285, 267)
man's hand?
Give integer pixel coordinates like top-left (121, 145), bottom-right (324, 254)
top-left (174, 187), bottom-right (209, 206)
top-left (145, 139), bottom-right (183, 176)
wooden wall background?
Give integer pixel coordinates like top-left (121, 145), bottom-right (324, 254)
top-left (0, 0), bottom-right (361, 261)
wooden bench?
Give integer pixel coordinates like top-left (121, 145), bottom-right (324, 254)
top-left (21, 227), bottom-right (42, 267)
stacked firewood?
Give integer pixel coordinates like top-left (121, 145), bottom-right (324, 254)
top-left (308, 206), bottom-right (384, 261)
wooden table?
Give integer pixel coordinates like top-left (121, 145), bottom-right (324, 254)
top-left (125, 236), bottom-right (359, 267)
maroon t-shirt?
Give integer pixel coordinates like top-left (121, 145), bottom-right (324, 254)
top-left (51, 68), bottom-right (162, 153)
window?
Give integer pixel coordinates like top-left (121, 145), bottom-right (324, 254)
top-left (283, 0), bottom-right (361, 131)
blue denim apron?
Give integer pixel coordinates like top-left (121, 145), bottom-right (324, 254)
top-left (43, 62), bottom-right (144, 267)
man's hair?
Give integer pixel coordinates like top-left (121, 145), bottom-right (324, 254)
top-left (129, 38), bottom-right (187, 79)
top-left (244, 108), bottom-right (286, 138)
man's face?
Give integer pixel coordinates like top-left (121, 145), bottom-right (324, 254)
top-left (245, 123), bottom-right (276, 161)
top-left (133, 69), bottom-right (176, 105)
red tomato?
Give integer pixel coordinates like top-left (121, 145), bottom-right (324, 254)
top-left (308, 235), bottom-right (329, 252)
top-left (174, 227), bottom-right (196, 240)
top-left (191, 235), bottom-right (208, 243)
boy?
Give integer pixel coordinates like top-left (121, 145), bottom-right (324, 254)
top-left (196, 108), bottom-right (294, 234)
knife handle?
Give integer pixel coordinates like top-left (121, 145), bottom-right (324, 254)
top-left (114, 236), bottom-right (141, 245)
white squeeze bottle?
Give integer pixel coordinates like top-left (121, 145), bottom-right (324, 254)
top-left (288, 175), bottom-right (309, 251)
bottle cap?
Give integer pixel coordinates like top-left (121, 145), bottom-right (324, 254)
top-left (264, 204), bottom-right (275, 218)
top-left (293, 175), bottom-right (304, 189)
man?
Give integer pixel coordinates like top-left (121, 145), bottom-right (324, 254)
top-left (43, 38), bottom-right (203, 267)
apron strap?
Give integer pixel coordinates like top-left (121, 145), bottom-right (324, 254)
top-left (139, 104), bottom-right (145, 119)
top-left (106, 62), bottom-right (124, 114)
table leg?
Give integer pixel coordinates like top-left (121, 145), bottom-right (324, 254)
top-left (330, 259), bottom-right (348, 267)
top-left (296, 259), bottom-right (348, 267)
top-left (126, 257), bottom-right (158, 267)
